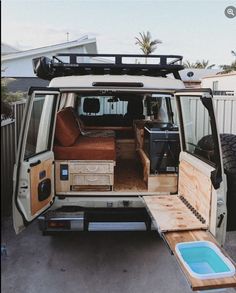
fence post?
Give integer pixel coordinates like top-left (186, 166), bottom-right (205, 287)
top-left (14, 103), bottom-right (17, 156)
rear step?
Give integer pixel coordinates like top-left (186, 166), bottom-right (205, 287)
top-left (38, 208), bottom-right (151, 233)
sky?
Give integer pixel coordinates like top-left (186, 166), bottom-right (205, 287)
top-left (1, 0), bottom-right (236, 66)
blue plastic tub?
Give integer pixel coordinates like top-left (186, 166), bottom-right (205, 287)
top-left (175, 241), bottom-right (235, 279)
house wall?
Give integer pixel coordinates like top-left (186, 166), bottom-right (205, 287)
top-left (2, 46), bottom-right (86, 77)
top-left (201, 73), bottom-right (236, 94)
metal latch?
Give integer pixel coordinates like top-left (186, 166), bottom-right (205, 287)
top-left (217, 213), bottom-right (225, 228)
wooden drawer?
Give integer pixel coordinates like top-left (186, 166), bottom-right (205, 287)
top-left (72, 174), bottom-right (113, 186)
top-left (70, 162), bottom-right (114, 174)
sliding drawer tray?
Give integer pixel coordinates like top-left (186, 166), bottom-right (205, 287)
top-left (163, 230), bottom-right (236, 291)
top-left (143, 195), bottom-right (208, 233)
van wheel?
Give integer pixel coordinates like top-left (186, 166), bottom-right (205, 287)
top-left (198, 134), bottom-right (236, 231)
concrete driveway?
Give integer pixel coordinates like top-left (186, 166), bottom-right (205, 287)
top-left (1, 218), bottom-right (236, 293)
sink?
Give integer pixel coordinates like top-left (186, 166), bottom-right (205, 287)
top-left (175, 241), bottom-right (235, 279)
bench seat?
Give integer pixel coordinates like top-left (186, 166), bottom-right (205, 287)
top-left (53, 107), bottom-right (116, 161)
top-left (54, 136), bottom-right (116, 160)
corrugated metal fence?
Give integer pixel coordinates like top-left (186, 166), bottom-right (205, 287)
top-left (1, 101), bottom-right (26, 216)
top-left (172, 95), bottom-right (236, 137)
top-left (214, 95), bottom-right (236, 134)
top-left (1, 96), bottom-right (236, 216)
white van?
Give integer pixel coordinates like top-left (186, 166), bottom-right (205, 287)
top-left (12, 54), bottom-right (236, 291)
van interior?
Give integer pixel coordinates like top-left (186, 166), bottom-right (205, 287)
top-left (53, 92), bottom-right (180, 195)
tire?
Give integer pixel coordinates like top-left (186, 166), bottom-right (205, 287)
top-left (220, 134), bottom-right (236, 231)
top-left (220, 134), bottom-right (236, 175)
top-left (197, 134), bottom-right (236, 175)
top-left (198, 134), bottom-right (236, 231)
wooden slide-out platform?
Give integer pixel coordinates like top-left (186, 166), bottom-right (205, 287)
top-left (143, 195), bottom-right (236, 291)
top-left (164, 230), bottom-right (236, 291)
top-left (143, 195), bottom-right (207, 233)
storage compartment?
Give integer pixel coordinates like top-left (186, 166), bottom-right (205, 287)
top-left (138, 149), bottom-right (178, 193)
top-left (144, 122), bottom-right (180, 174)
top-left (175, 241), bottom-right (235, 280)
top-left (55, 160), bottom-right (115, 192)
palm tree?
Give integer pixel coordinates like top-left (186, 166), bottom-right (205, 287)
top-left (219, 60), bottom-right (236, 73)
top-left (183, 59), bottom-right (215, 69)
top-left (183, 60), bottom-right (197, 68)
top-left (218, 50), bottom-right (236, 73)
top-left (195, 60), bottom-right (215, 69)
top-left (135, 31), bottom-right (162, 60)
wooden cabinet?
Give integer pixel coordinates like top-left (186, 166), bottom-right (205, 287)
top-left (55, 160), bottom-right (115, 192)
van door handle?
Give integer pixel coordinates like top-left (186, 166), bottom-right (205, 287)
top-left (30, 160), bottom-right (41, 167)
top-left (20, 186), bottom-right (28, 189)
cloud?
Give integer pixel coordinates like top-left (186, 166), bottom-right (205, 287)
top-left (2, 22), bottom-right (98, 50)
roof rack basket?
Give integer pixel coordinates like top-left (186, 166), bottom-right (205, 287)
top-left (32, 53), bottom-right (184, 80)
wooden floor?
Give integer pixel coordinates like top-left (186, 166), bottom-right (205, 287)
top-left (114, 159), bottom-right (147, 192)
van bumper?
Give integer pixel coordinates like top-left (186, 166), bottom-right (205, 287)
top-left (38, 207), bottom-right (152, 233)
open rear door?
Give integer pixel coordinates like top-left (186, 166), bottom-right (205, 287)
top-left (143, 89), bottom-right (236, 290)
top-left (13, 88), bottom-right (60, 234)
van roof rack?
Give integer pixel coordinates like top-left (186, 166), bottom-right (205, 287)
top-left (32, 53), bottom-right (184, 81)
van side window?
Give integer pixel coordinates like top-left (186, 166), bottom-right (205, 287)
top-left (24, 94), bottom-right (55, 159)
top-left (180, 96), bottom-right (216, 165)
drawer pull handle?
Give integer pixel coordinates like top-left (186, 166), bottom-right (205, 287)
top-left (86, 166), bottom-right (98, 172)
top-left (87, 177), bottom-right (98, 182)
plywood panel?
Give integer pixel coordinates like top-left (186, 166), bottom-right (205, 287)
top-left (178, 160), bottom-right (212, 225)
top-left (144, 195), bottom-right (207, 232)
top-left (137, 149), bottom-right (150, 183)
top-left (148, 174), bottom-right (177, 193)
top-left (164, 230), bottom-right (236, 291)
top-left (138, 149), bottom-right (177, 193)
top-left (133, 120), bottom-right (146, 150)
top-left (30, 159), bottom-right (53, 216)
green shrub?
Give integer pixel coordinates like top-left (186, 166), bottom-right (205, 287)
top-left (1, 79), bottom-right (26, 103)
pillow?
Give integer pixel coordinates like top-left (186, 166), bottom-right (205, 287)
top-left (55, 107), bottom-right (80, 146)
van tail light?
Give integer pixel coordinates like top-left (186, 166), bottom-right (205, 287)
top-left (47, 220), bottom-right (70, 229)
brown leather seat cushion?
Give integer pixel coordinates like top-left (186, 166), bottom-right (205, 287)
top-left (55, 107), bottom-right (80, 147)
top-left (54, 136), bottom-right (116, 160)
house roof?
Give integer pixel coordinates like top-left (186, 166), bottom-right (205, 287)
top-left (180, 68), bottom-right (222, 82)
top-left (1, 43), bottom-right (19, 55)
top-left (2, 35), bottom-right (97, 61)
top-left (202, 71), bottom-right (236, 79)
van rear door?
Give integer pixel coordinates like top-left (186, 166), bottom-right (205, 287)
top-left (13, 88), bottom-right (60, 234)
top-left (143, 89), bottom-right (236, 290)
